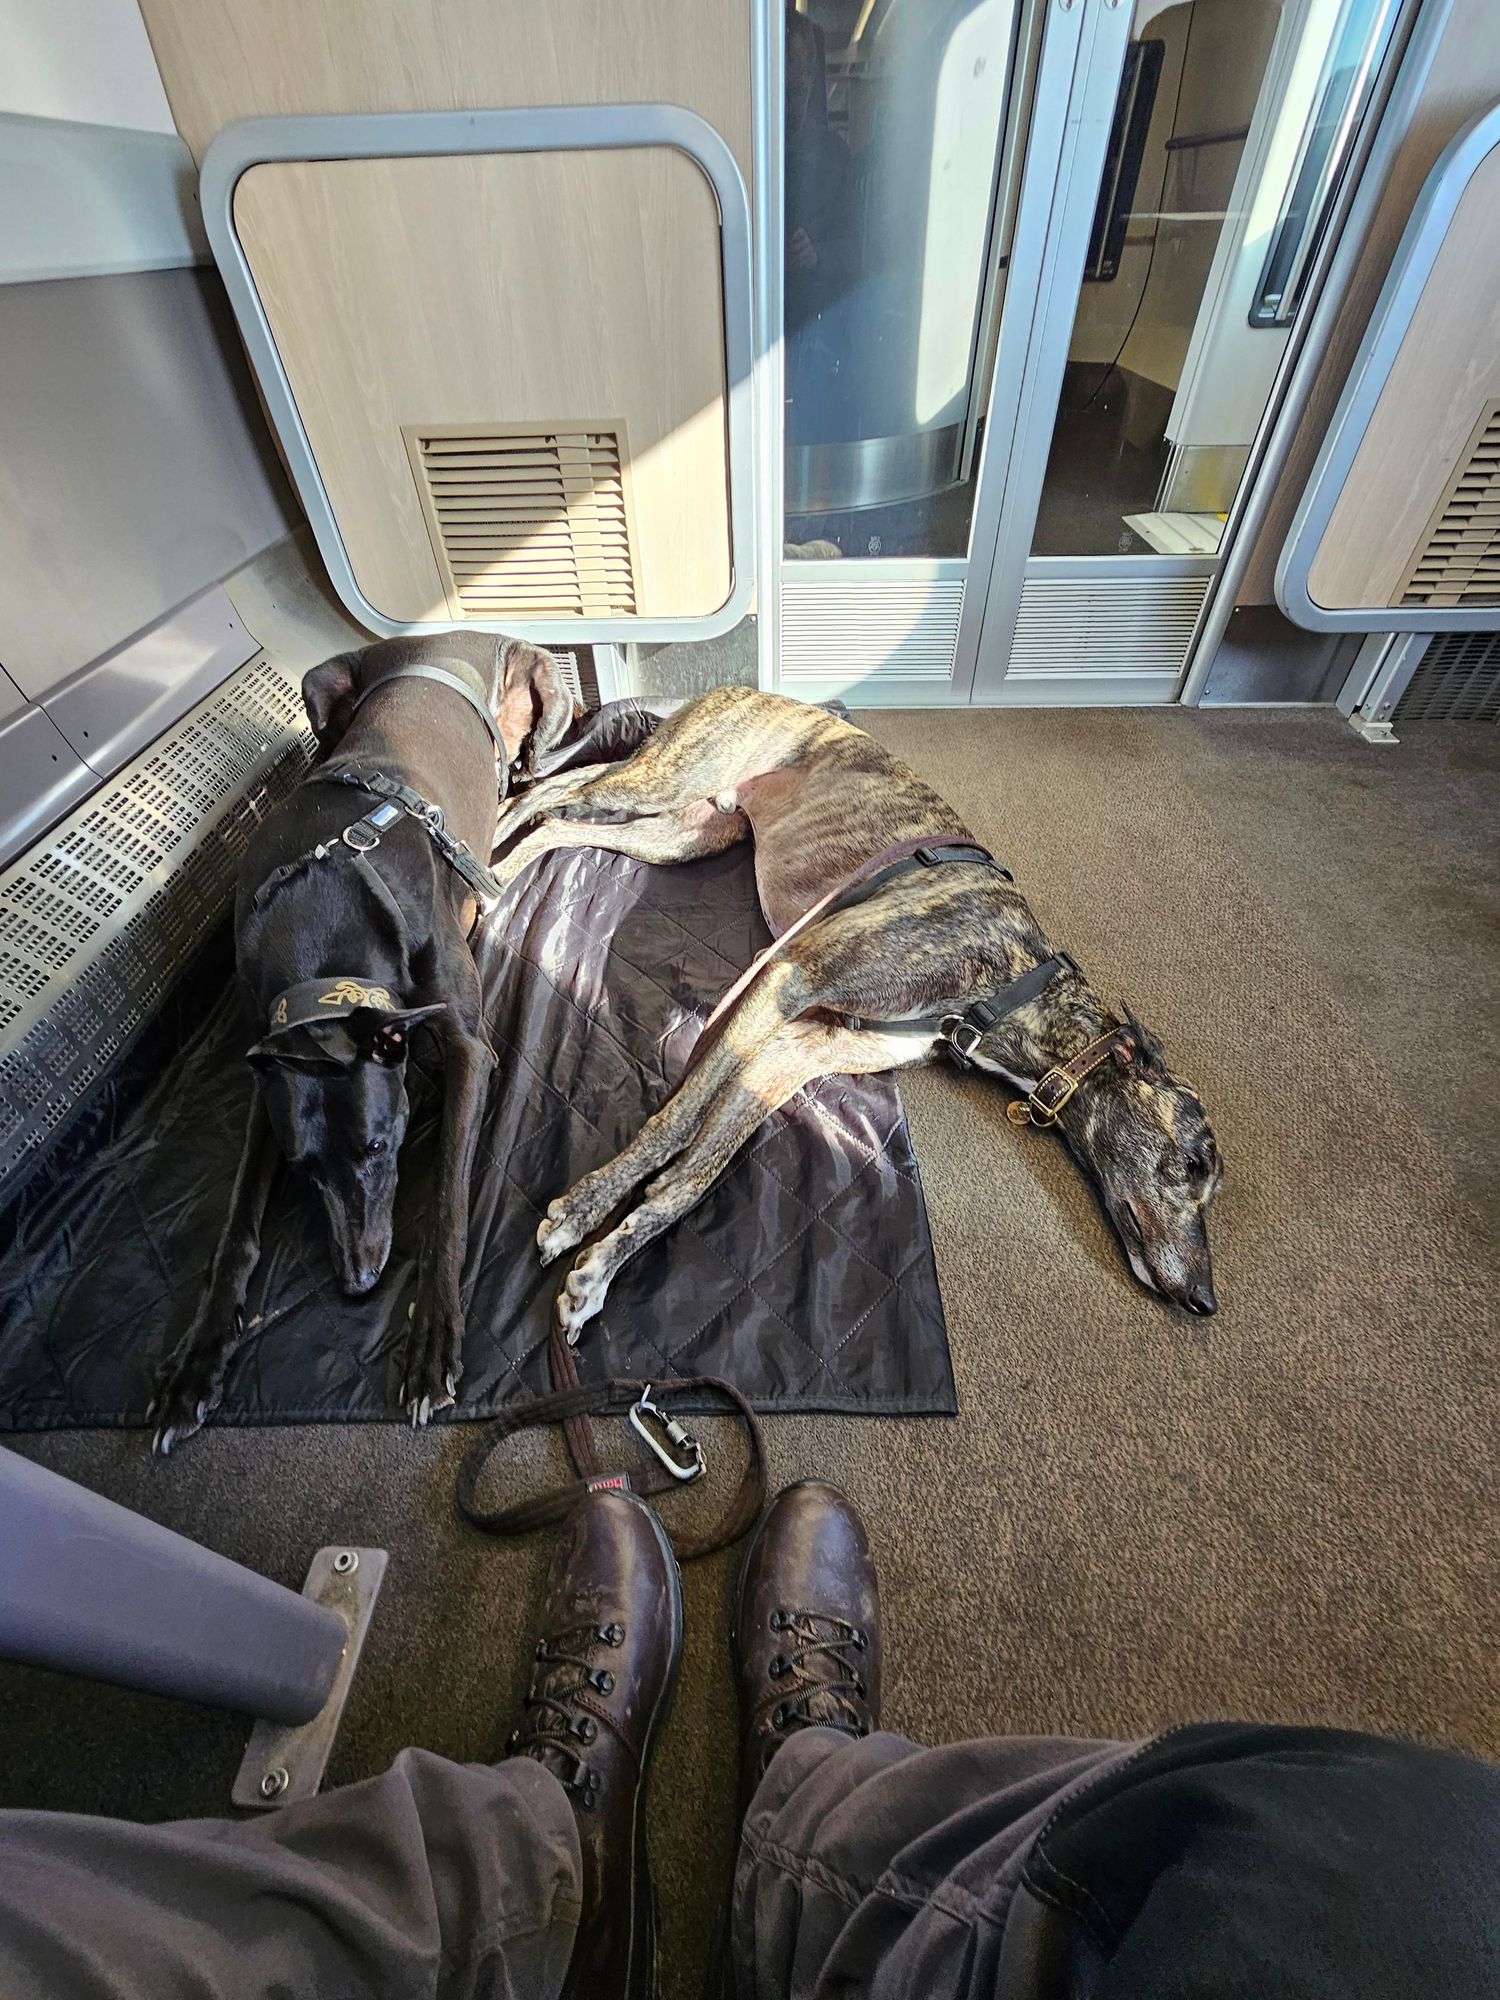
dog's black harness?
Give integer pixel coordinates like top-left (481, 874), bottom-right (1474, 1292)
top-left (307, 768), bottom-right (508, 905)
top-left (255, 661), bottom-right (512, 1047)
top-left (804, 841), bottom-right (1055, 1059)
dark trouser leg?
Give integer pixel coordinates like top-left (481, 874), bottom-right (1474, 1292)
top-left (0, 1750), bottom-right (582, 2000)
top-left (733, 1728), bottom-right (1128, 2000)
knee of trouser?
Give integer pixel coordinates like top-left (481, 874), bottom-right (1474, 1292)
top-left (741, 1729), bottom-right (920, 1861)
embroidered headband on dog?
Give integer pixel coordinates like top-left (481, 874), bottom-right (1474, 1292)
top-left (250, 977), bottom-right (446, 1070)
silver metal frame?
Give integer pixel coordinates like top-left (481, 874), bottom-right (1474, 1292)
top-left (1179, 0), bottom-right (1450, 698)
top-left (1336, 627), bottom-right (1431, 739)
top-left (1276, 100), bottom-right (1500, 632)
top-left (200, 106), bottom-right (756, 647)
top-left (965, 0), bottom-right (1132, 701)
top-left (753, 0), bottom-right (784, 690)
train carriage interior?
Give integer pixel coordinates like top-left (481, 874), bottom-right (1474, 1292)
top-left (0, 0), bottom-right (1497, 1994)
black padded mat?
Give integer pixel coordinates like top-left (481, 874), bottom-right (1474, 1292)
top-left (0, 836), bottom-right (956, 1430)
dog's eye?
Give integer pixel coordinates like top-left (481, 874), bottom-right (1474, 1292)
top-left (1185, 1146), bottom-right (1213, 1180)
top-left (367, 1138), bottom-right (387, 1157)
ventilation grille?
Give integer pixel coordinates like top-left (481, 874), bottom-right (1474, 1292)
top-left (1401, 404), bottom-right (1500, 608)
top-left (410, 426), bottom-right (637, 619)
top-left (1393, 632), bottom-right (1500, 724)
top-left (780, 575), bottom-right (966, 683)
top-left (1008, 573), bottom-right (1209, 678)
top-left (0, 658), bottom-right (314, 1191)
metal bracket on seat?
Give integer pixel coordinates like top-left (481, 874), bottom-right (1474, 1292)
top-left (233, 1546), bottom-right (388, 1810)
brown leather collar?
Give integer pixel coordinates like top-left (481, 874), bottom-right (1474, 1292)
top-left (1007, 1025), bottom-right (1135, 1128)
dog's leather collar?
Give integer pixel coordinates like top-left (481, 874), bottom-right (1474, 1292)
top-left (350, 657), bottom-right (508, 768)
top-left (1006, 1024), bottom-right (1135, 1128)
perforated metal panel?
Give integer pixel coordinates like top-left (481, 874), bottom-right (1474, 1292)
top-left (0, 656), bottom-right (314, 1191)
top-left (1393, 631), bottom-right (1500, 724)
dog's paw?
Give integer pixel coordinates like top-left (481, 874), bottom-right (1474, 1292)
top-left (555, 1248), bottom-right (612, 1345)
top-left (536, 1194), bottom-right (589, 1266)
top-left (149, 1357), bottom-right (223, 1457)
top-left (398, 1296), bottom-right (464, 1428)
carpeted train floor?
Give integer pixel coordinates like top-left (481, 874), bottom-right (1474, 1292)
top-left (3, 707), bottom-right (1497, 2000)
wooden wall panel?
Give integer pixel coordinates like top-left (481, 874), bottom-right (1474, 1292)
top-left (135, 0), bottom-right (751, 183)
top-left (1241, 0), bottom-right (1500, 603)
top-left (1305, 141), bottom-right (1500, 611)
top-left (233, 149), bottom-right (730, 623)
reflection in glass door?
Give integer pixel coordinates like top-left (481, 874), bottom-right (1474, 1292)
top-left (781, 0), bottom-right (1026, 562)
top-left (1027, 0), bottom-right (1402, 564)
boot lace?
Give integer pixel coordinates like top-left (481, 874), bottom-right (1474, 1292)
top-left (762, 1609), bottom-right (870, 1738)
top-left (508, 1618), bottom-right (625, 1811)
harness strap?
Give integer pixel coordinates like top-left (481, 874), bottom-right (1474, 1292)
top-left (309, 769), bottom-right (508, 905)
top-left (351, 657), bottom-right (509, 767)
top-left (845, 949), bottom-right (1079, 1050)
top-left (456, 1330), bottom-right (767, 1561)
top-left (685, 835), bottom-right (1006, 1077)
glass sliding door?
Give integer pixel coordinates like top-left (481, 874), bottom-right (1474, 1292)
top-left (782, 0), bottom-right (1026, 560)
top-left (1025, 0), bottom-right (1401, 567)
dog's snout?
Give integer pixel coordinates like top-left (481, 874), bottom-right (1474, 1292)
top-left (1183, 1279), bottom-right (1218, 1317)
top-left (342, 1264), bottom-right (384, 1298)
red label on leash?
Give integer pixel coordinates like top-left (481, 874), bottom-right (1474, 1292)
top-left (586, 1473), bottom-right (632, 1494)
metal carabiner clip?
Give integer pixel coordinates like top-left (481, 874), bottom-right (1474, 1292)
top-left (628, 1386), bottom-right (706, 1483)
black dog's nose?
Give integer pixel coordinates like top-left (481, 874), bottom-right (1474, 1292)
top-left (343, 1267), bottom-right (383, 1297)
top-left (1184, 1281), bottom-right (1218, 1316)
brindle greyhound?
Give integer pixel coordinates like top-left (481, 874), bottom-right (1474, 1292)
top-left (150, 634), bottom-right (573, 1450)
top-left (489, 686), bottom-right (1222, 1342)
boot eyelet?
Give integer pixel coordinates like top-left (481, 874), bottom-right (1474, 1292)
top-left (591, 1669), bottom-right (615, 1694)
top-left (769, 1610), bottom-right (787, 1631)
top-left (597, 1622), bottom-right (625, 1646)
top-left (506, 1729), bottom-right (520, 1751)
top-left (768, 1655), bottom-right (789, 1679)
top-left (771, 1703), bottom-right (789, 1728)
top-left (854, 1631), bottom-right (868, 1651)
top-left (853, 1679), bottom-right (866, 1698)
top-left (534, 1641), bottom-right (550, 1660)
top-left (575, 1717), bottom-right (598, 1744)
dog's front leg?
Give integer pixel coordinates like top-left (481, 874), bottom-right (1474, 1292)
top-left (151, 1093), bottom-right (278, 1453)
top-left (401, 1022), bottom-right (493, 1425)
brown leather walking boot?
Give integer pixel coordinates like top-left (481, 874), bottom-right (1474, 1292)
top-left (506, 1488), bottom-right (682, 2000)
top-left (732, 1480), bottom-right (881, 1813)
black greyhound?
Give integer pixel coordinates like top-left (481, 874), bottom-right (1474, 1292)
top-left (150, 634), bottom-right (572, 1450)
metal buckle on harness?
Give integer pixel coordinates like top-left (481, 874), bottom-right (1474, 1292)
top-left (342, 820), bottom-right (382, 854)
top-left (1007, 1066), bottom-right (1078, 1128)
top-left (628, 1387), bottom-right (706, 1483)
top-left (940, 1014), bottom-right (984, 1068)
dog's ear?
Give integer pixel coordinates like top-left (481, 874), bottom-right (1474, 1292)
top-left (302, 652), bottom-right (363, 750)
top-left (497, 640), bottom-right (578, 776)
top-left (1114, 1006), bottom-right (1168, 1079)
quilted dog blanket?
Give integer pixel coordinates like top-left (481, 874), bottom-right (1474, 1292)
top-left (0, 732), bottom-right (956, 1429)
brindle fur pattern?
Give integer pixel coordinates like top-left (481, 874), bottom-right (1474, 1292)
top-left (491, 687), bottom-right (1223, 1339)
